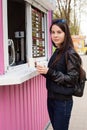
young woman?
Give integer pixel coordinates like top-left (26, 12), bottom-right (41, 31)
top-left (36, 19), bottom-right (81, 130)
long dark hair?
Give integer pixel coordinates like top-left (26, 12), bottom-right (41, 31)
top-left (50, 19), bottom-right (81, 66)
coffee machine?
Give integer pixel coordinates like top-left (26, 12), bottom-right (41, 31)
top-left (8, 39), bottom-right (15, 66)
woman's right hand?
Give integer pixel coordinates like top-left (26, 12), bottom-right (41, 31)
top-left (36, 64), bottom-right (49, 74)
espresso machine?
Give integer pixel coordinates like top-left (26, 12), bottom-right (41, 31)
top-left (8, 39), bottom-right (15, 66)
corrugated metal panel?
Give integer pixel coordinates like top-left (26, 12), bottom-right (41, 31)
top-left (0, 75), bottom-right (49, 130)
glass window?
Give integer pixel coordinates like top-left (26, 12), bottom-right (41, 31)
top-left (32, 6), bottom-right (46, 58)
top-left (6, 0), bottom-right (47, 69)
top-left (7, 0), bottom-right (26, 66)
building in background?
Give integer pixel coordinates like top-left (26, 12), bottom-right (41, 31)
top-left (72, 35), bottom-right (87, 55)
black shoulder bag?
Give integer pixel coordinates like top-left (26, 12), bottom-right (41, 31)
top-left (66, 52), bottom-right (87, 97)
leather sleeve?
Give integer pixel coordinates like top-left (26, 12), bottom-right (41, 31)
top-left (46, 50), bottom-right (81, 87)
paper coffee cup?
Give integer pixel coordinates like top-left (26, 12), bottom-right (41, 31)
top-left (28, 58), bottom-right (35, 67)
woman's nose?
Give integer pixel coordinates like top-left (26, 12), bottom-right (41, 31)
top-left (54, 33), bottom-right (58, 37)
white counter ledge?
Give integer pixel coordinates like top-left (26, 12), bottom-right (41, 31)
top-left (0, 64), bottom-right (39, 86)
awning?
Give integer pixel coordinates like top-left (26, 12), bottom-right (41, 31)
top-left (24, 0), bottom-right (55, 10)
top-left (8, 0), bottom-right (55, 11)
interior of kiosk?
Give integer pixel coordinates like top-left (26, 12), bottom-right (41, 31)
top-left (7, 0), bottom-right (26, 66)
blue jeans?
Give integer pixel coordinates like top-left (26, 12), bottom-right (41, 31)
top-left (47, 98), bottom-right (73, 130)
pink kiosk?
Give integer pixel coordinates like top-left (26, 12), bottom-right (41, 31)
top-left (0, 0), bottom-right (56, 130)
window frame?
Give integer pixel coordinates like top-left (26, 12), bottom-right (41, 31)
top-left (26, 3), bottom-right (48, 62)
top-left (2, 0), bottom-right (48, 73)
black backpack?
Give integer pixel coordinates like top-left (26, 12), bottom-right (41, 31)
top-left (73, 66), bottom-right (87, 97)
top-left (65, 51), bottom-right (87, 97)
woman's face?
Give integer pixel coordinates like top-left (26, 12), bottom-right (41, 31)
top-left (51, 24), bottom-right (65, 48)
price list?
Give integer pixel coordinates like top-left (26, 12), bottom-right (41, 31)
top-left (32, 7), bottom-right (45, 58)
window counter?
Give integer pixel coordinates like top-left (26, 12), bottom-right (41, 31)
top-left (0, 64), bottom-right (38, 85)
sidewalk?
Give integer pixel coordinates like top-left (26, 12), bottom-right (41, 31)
top-left (47, 55), bottom-right (87, 130)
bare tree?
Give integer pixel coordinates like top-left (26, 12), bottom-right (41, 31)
top-left (53, 0), bottom-right (87, 34)
top-left (54, 0), bottom-right (72, 25)
top-left (54, 0), bottom-right (81, 34)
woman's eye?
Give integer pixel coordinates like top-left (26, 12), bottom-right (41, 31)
top-left (51, 30), bottom-right (63, 34)
top-left (51, 31), bottom-right (62, 34)
top-left (51, 31), bottom-right (55, 34)
top-left (57, 31), bottom-right (62, 34)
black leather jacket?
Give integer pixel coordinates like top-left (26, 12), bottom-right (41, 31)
top-left (45, 47), bottom-right (81, 99)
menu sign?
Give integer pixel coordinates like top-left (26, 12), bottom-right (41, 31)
top-left (32, 7), bottom-right (45, 58)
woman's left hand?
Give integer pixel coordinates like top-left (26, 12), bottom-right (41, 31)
top-left (36, 65), bottom-right (49, 74)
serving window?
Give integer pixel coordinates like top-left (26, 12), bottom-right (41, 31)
top-left (6, 0), bottom-right (48, 69)
top-left (7, 0), bottom-right (26, 66)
